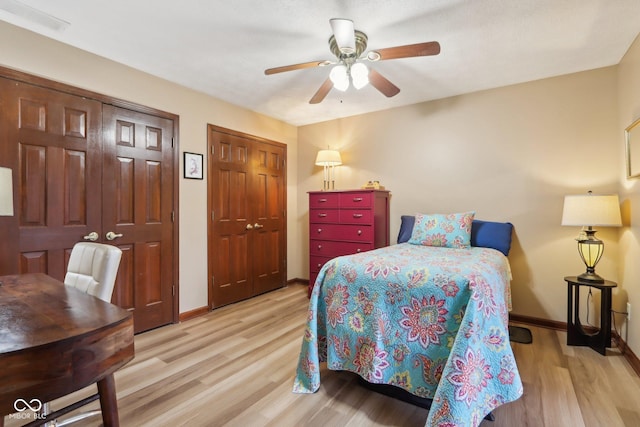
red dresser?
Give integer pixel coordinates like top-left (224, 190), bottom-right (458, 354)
top-left (308, 189), bottom-right (390, 296)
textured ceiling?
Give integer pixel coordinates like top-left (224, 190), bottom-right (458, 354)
top-left (1, 0), bottom-right (639, 126)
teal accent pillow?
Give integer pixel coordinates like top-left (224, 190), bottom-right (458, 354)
top-left (408, 212), bottom-right (475, 248)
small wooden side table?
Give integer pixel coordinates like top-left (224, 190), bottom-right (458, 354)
top-left (564, 276), bottom-right (617, 355)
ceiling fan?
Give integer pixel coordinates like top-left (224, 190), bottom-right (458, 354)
top-left (264, 18), bottom-right (440, 104)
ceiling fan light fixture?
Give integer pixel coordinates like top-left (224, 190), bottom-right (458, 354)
top-left (351, 63), bottom-right (369, 90)
top-left (330, 65), bottom-right (349, 91)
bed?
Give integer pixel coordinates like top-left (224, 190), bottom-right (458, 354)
top-left (293, 213), bottom-right (523, 427)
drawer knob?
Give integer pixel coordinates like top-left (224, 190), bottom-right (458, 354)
top-left (317, 263), bottom-right (322, 268)
top-left (353, 197), bottom-right (363, 202)
top-left (317, 228), bottom-right (322, 233)
top-left (357, 248), bottom-right (362, 253)
top-left (357, 230), bottom-right (362, 235)
top-left (353, 213), bottom-right (363, 218)
top-left (318, 198), bottom-right (327, 203)
top-left (318, 213), bottom-right (327, 218)
top-left (318, 244), bottom-right (322, 250)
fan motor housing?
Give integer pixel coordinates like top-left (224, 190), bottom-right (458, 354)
top-left (329, 30), bottom-right (368, 62)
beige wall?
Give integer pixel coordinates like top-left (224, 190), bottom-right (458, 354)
top-left (298, 67), bottom-right (621, 331)
top-left (618, 33), bottom-right (640, 354)
top-left (0, 21), bottom-right (300, 314)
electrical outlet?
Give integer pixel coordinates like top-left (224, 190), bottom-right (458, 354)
top-left (628, 302), bottom-right (632, 321)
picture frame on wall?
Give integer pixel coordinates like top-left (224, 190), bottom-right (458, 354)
top-left (184, 152), bottom-right (203, 180)
top-left (626, 118), bottom-right (640, 179)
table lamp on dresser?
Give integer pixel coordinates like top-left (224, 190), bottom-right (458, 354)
top-left (315, 149), bottom-right (342, 191)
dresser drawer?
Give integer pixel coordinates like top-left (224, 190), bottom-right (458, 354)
top-left (309, 192), bottom-right (339, 208)
top-left (339, 192), bottom-right (372, 208)
top-left (310, 255), bottom-right (333, 273)
top-left (309, 208), bottom-right (339, 223)
top-left (339, 209), bottom-right (372, 224)
top-left (311, 224), bottom-right (373, 242)
top-left (310, 239), bottom-right (373, 257)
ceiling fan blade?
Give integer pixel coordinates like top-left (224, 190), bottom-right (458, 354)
top-left (369, 69), bottom-right (400, 98)
top-left (309, 78), bottom-right (333, 104)
top-left (330, 18), bottom-right (356, 54)
top-left (265, 60), bottom-right (329, 75)
top-left (370, 41), bottom-right (441, 61)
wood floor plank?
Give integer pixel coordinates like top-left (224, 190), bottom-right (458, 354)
top-left (539, 365), bottom-right (586, 426)
top-left (5, 283), bottom-right (640, 427)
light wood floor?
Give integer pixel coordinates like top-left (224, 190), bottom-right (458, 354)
top-left (7, 282), bottom-right (640, 427)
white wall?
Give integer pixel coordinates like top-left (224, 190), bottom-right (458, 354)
top-left (0, 21), bottom-right (301, 314)
top-left (298, 67), bottom-right (621, 329)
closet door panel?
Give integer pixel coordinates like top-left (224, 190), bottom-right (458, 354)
top-left (112, 244), bottom-right (135, 311)
top-left (252, 143), bottom-right (285, 295)
top-left (0, 79), bottom-right (102, 280)
top-left (209, 131), bottom-right (253, 307)
top-left (103, 105), bottom-right (175, 333)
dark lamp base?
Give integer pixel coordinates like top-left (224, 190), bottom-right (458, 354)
top-left (577, 272), bottom-right (605, 284)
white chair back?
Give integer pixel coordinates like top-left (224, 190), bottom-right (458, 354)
top-left (64, 242), bottom-right (122, 302)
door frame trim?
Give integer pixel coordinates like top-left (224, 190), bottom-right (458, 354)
top-left (0, 65), bottom-right (181, 326)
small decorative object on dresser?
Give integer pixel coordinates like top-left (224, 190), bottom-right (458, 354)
top-left (308, 189), bottom-right (390, 297)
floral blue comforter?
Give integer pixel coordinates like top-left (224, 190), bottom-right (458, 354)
top-left (293, 243), bottom-right (523, 427)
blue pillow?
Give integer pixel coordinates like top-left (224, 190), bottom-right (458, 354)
top-left (470, 219), bottom-right (513, 256)
top-left (397, 216), bottom-right (513, 256)
top-left (398, 215), bottom-right (415, 244)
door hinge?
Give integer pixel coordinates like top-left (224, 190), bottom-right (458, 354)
top-left (211, 210), bottom-right (215, 221)
top-left (171, 211), bottom-right (175, 222)
top-left (211, 145), bottom-right (215, 155)
top-left (212, 275), bottom-right (215, 286)
top-left (172, 285), bottom-right (175, 296)
top-left (171, 137), bottom-right (174, 148)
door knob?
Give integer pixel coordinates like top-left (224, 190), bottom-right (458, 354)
top-left (83, 231), bottom-right (99, 241)
top-left (246, 224), bottom-right (254, 230)
top-left (106, 231), bottom-right (123, 241)
top-left (254, 223), bottom-right (264, 229)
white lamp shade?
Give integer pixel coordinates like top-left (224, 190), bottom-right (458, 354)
top-left (351, 63), bottom-right (369, 90)
top-left (0, 167), bottom-right (14, 216)
top-left (329, 65), bottom-right (349, 92)
top-left (315, 150), bottom-right (342, 166)
top-left (561, 193), bottom-right (622, 227)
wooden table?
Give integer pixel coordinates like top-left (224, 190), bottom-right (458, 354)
top-left (565, 275), bottom-right (617, 355)
top-left (0, 273), bottom-right (134, 426)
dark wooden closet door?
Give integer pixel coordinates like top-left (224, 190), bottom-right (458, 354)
top-left (209, 129), bottom-right (254, 307)
top-left (252, 142), bottom-right (286, 295)
top-left (207, 125), bottom-right (286, 308)
top-left (0, 71), bottom-right (178, 334)
top-left (0, 78), bottom-right (102, 280)
top-left (102, 105), bottom-right (175, 333)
